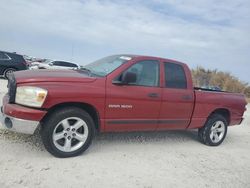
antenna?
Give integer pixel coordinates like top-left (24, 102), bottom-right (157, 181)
top-left (71, 43), bottom-right (74, 61)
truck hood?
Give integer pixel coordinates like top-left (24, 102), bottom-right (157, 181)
top-left (14, 69), bottom-right (97, 84)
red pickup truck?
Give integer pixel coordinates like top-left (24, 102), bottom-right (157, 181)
top-left (0, 55), bottom-right (247, 157)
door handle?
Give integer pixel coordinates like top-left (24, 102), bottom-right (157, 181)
top-left (148, 93), bottom-right (159, 98)
top-left (181, 95), bottom-right (192, 100)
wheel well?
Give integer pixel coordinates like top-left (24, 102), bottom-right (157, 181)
top-left (41, 102), bottom-right (100, 132)
top-left (3, 67), bottom-right (17, 78)
top-left (4, 67), bottom-right (17, 72)
top-left (209, 108), bottom-right (230, 124)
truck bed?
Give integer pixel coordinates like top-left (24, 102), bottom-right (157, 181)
top-left (188, 88), bottom-right (247, 129)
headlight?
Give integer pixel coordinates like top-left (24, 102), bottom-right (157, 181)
top-left (15, 86), bottom-right (48, 107)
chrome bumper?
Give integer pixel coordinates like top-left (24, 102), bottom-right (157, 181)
top-left (0, 107), bottom-right (39, 134)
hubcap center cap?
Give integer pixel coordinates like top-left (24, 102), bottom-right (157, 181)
top-left (65, 129), bottom-right (74, 137)
top-left (64, 127), bottom-right (77, 138)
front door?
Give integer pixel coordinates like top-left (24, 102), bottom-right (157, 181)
top-left (105, 60), bottom-right (162, 132)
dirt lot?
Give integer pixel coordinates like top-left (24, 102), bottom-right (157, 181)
top-left (0, 78), bottom-right (250, 188)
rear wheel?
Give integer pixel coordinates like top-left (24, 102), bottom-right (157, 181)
top-left (41, 107), bottom-right (95, 158)
top-left (198, 114), bottom-right (228, 146)
top-left (4, 68), bottom-right (16, 79)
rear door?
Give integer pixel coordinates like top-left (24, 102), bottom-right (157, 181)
top-left (105, 60), bottom-right (162, 132)
top-left (158, 62), bottom-right (194, 130)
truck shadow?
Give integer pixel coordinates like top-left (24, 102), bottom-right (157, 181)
top-left (87, 130), bottom-right (201, 154)
top-left (0, 129), bottom-right (199, 152)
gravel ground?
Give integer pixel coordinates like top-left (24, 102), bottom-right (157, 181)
top-left (0, 78), bottom-right (250, 188)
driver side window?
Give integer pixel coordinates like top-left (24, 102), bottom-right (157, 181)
top-left (120, 60), bottom-right (159, 87)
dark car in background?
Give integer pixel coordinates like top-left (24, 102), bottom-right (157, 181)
top-left (0, 51), bottom-right (28, 79)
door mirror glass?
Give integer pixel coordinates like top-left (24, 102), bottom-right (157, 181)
top-left (122, 71), bottom-right (137, 84)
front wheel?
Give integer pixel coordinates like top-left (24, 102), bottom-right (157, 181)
top-left (198, 114), bottom-right (228, 146)
top-left (41, 107), bottom-right (95, 158)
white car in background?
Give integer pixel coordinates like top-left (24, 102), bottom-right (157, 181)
top-left (30, 60), bottom-right (80, 70)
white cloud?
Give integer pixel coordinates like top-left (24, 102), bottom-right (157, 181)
top-left (0, 0), bottom-right (249, 82)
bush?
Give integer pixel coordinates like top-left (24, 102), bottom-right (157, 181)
top-left (192, 66), bottom-right (250, 98)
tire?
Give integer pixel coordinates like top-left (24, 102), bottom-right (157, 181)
top-left (4, 68), bottom-right (16, 79)
top-left (198, 114), bottom-right (228, 146)
top-left (41, 107), bottom-right (95, 158)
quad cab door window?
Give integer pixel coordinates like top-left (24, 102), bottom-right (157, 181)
top-left (116, 60), bottom-right (159, 87)
top-left (105, 60), bottom-right (162, 132)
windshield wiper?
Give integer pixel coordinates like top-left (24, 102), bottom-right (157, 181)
top-left (78, 67), bottom-right (103, 77)
top-left (79, 67), bottom-right (92, 76)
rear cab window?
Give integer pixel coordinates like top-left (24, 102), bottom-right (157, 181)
top-left (164, 62), bottom-right (187, 89)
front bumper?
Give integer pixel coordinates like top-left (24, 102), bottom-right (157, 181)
top-left (0, 106), bottom-right (40, 134)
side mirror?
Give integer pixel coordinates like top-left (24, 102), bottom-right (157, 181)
top-left (49, 63), bottom-right (53, 66)
top-left (122, 71), bottom-right (137, 84)
top-left (112, 71), bottom-right (137, 85)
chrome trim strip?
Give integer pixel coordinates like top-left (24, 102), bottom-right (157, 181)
top-left (106, 119), bottom-right (188, 125)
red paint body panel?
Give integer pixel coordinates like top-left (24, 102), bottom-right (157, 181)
top-left (2, 55), bottom-right (247, 133)
top-left (2, 95), bottom-right (46, 121)
top-left (159, 88), bottom-right (194, 130)
top-left (16, 77), bottom-right (106, 131)
top-left (105, 84), bottom-right (162, 131)
top-left (105, 58), bottom-right (162, 131)
top-left (188, 90), bottom-right (246, 129)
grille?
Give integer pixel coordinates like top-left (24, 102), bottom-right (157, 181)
top-left (7, 74), bottom-right (16, 103)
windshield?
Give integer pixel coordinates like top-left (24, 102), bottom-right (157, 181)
top-left (83, 55), bottom-right (132, 77)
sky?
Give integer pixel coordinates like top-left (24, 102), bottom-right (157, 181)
top-left (0, 0), bottom-right (249, 83)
